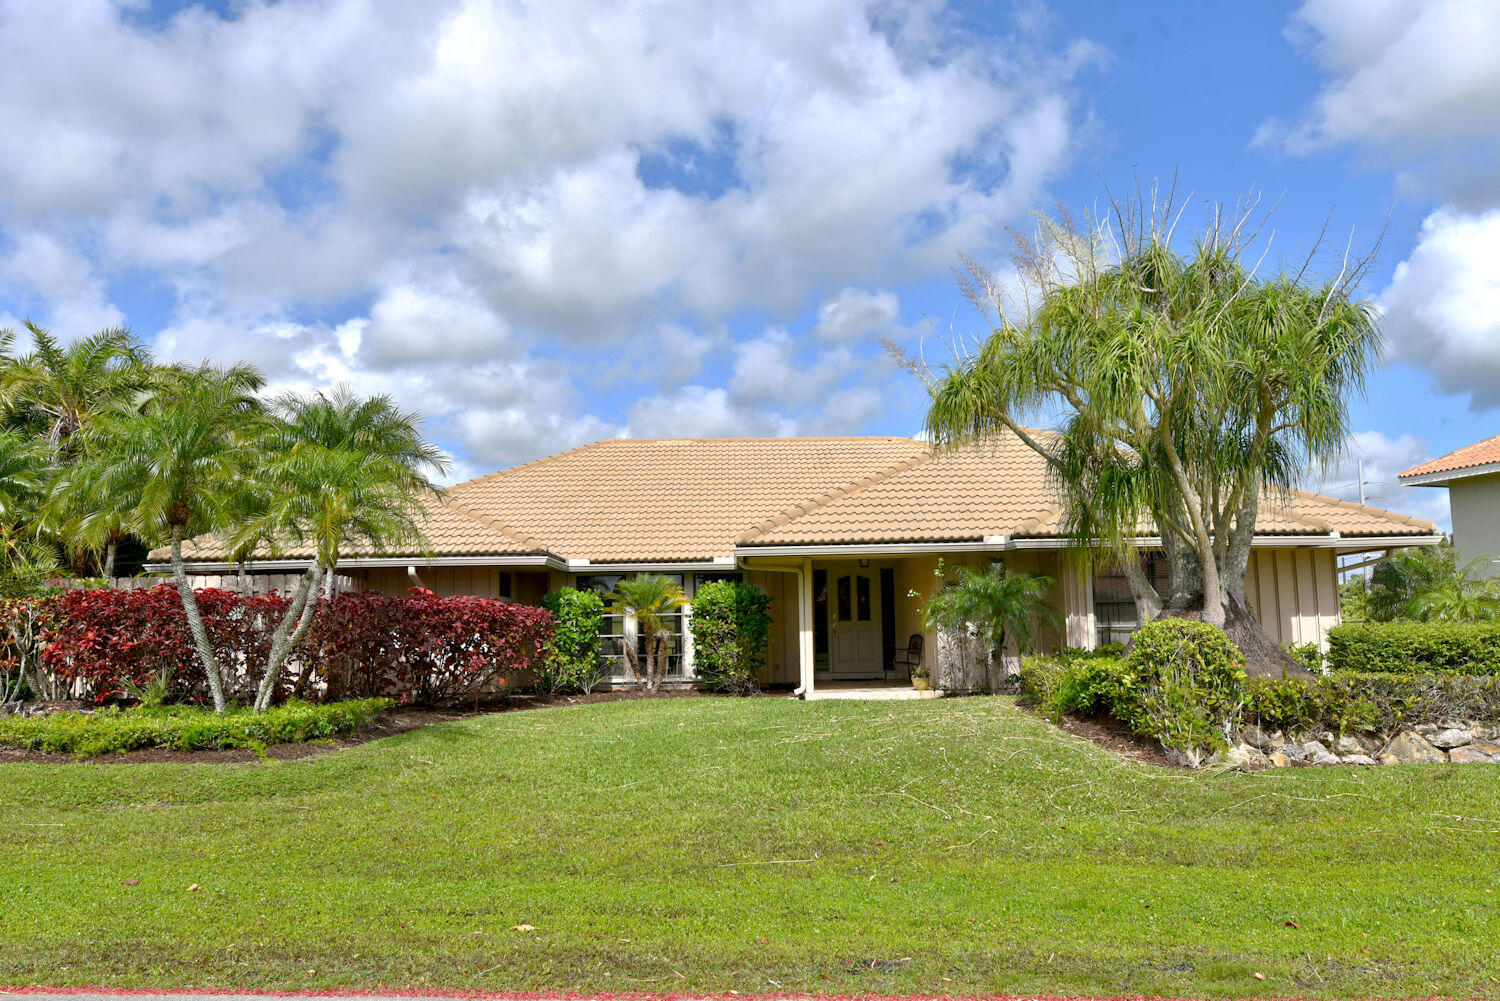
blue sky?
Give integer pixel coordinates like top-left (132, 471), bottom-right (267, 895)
top-left (3, 0), bottom-right (1498, 528)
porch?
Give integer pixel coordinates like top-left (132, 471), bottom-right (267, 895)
top-left (802, 680), bottom-right (944, 701)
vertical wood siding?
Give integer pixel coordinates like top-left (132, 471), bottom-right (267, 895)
top-left (1244, 547), bottom-right (1341, 649)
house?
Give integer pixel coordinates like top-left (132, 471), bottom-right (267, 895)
top-left (155, 432), bottom-right (1439, 696)
top-left (1400, 433), bottom-right (1500, 577)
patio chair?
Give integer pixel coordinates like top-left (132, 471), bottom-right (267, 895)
top-left (891, 633), bottom-right (924, 679)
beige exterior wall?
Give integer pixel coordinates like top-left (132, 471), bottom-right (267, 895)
top-left (1448, 472), bottom-right (1500, 579)
top-left (1242, 547), bottom-right (1341, 650)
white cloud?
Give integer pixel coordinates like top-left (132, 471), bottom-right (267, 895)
top-left (1379, 208), bottom-right (1500, 410)
top-left (0, 0), bottom-right (1087, 472)
top-left (813, 287), bottom-right (900, 342)
top-left (1306, 430), bottom-right (1452, 529)
top-left (627, 386), bottom-right (797, 439)
top-left (1263, 0), bottom-right (1500, 156)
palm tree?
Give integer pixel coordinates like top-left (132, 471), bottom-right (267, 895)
top-left (0, 430), bottom-right (60, 597)
top-left (86, 363), bottom-right (267, 713)
top-left (4, 321), bottom-right (152, 457)
top-left (605, 574), bottom-right (688, 693)
top-left (921, 564), bottom-right (1059, 684)
top-left (232, 387), bottom-right (449, 711)
top-left (1408, 555), bottom-right (1500, 622)
top-left (917, 189), bottom-right (1380, 675)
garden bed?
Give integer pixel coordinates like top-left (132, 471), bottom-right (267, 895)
top-left (0, 686), bottom-right (765, 763)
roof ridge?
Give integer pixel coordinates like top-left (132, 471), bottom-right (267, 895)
top-left (736, 445), bottom-right (935, 544)
top-left (435, 493), bottom-right (554, 555)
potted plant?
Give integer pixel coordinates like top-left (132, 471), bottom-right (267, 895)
top-left (911, 664), bottom-right (931, 691)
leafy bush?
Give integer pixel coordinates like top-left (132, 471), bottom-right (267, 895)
top-left (37, 585), bottom-right (553, 706)
top-left (300, 588), bottom-right (553, 704)
top-left (1123, 619), bottom-right (1246, 755)
top-left (538, 587), bottom-right (607, 695)
top-left (690, 579), bottom-right (772, 694)
top-left (1285, 641), bottom-right (1324, 674)
top-left (0, 698), bottom-right (390, 756)
top-left (1018, 654), bottom-right (1133, 722)
top-left (1246, 673), bottom-right (1500, 736)
top-left (1326, 621), bottom-right (1500, 676)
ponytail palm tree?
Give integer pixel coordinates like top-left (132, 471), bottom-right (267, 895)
top-left (606, 574), bottom-right (688, 693)
top-left (87, 363), bottom-right (267, 713)
top-left (232, 387), bottom-right (449, 711)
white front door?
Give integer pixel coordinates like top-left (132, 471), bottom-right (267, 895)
top-left (831, 569), bottom-right (883, 677)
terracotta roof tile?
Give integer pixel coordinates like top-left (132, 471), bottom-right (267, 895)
top-left (444, 437), bottom-right (926, 562)
top-left (738, 431), bottom-right (1437, 546)
top-left (1400, 433), bottom-right (1500, 480)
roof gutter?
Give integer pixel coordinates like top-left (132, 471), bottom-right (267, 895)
top-left (144, 553), bottom-right (568, 574)
top-left (735, 532), bottom-right (1443, 559)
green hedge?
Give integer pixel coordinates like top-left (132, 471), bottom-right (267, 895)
top-left (1326, 621), bottom-right (1500, 675)
top-left (690, 580), bottom-right (772, 694)
top-left (539, 587), bottom-right (607, 695)
top-left (0, 698), bottom-right (391, 757)
top-left (1246, 673), bottom-right (1500, 736)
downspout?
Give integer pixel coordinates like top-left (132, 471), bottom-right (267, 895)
top-left (736, 553), bottom-right (813, 699)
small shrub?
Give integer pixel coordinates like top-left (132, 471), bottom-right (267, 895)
top-left (1326, 621), bottom-right (1500, 675)
top-left (1285, 641), bottom-right (1324, 674)
top-left (690, 580), bottom-right (772, 694)
top-left (1123, 619), bottom-right (1246, 756)
top-left (539, 588), bottom-right (607, 695)
top-left (0, 698), bottom-right (391, 756)
top-left (1018, 654), bottom-right (1135, 722)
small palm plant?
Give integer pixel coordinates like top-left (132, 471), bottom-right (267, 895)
top-left (921, 563), bottom-right (1059, 684)
top-left (1409, 555), bottom-right (1500, 622)
top-left (606, 574), bottom-right (687, 694)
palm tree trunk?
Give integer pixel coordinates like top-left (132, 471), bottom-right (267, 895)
top-left (254, 563), bottom-right (324, 712)
top-left (103, 539), bottom-right (117, 580)
top-left (171, 524), bottom-right (228, 714)
top-left (643, 629), bottom-right (658, 693)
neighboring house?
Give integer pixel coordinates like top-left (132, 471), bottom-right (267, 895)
top-left (152, 432), bottom-right (1438, 695)
top-left (1400, 433), bottom-right (1500, 577)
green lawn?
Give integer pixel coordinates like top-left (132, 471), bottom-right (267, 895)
top-left (1, 696), bottom-right (1496, 998)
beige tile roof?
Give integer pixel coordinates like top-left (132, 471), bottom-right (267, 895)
top-left (442, 437), bottom-right (927, 562)
top-left (738, 431), bottom-right (1437, 547)
top-left (149, 492), bottom-right (548, 563)
top-left (1400, 433), bottom-right (1500, 480)
top-left (162, 434), bottom-right (1436, 565)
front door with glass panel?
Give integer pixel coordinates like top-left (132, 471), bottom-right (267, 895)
top-left (831, 570), bottom-right (882, 677)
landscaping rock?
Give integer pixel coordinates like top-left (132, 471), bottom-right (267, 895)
top-left (1377, 752), bottom-right (1400, 765)
top-left (1380, 731), bottom-right (1447, 764)
top-left (1316, 730), bottom-right (1337, 747)
top-left (1331, 735), bottom-right (1365, 756)
top-left (1241, 724), bottom-right (1275, 752)
top-left (1226, 742), bottom-right (1269, 770)
top-left (1267, 752), bottom-right (1292, 768)
top-left (1338, 754), bottom-right (1377, 766)
top-left (1303, 741), bottom-right (1339, 765)
top-left (1276, 742), bottom-right (1309, 763)
top-left (1469, 723), bottom-right (1500, 741)
top-left (1422, 727), bottom-right (1472, 750)
top-left (1448, 741), bottom-right (1500, 764)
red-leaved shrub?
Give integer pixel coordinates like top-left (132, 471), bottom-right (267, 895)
top-left (35, 585), bottom-right (553, 705)
top-left (300, 588), bottom-right (553, 703)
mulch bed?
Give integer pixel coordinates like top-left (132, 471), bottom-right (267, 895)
top-left (1013, 700), bottom-right (1182, 769)
top-left (0, 688), bottom-right (776, 766)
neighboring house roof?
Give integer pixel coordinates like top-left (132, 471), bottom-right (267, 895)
top-left (737, 430), bottom-right (1438, 548)
top-left (157, 433), bottom-right (1438, 568)
top-left (1399, 433), bottom-right (1500, 485)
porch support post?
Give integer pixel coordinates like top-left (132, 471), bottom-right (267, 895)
top-left (798, 557), bottom-right (815, 697)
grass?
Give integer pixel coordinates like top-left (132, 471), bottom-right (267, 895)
top-left (1, 695), bottom-right (1496, 998)
top-left (0, 698), bottom-right (391, 755)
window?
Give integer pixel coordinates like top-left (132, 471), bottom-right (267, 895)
top-left (1091, 554), bottom-right (1169, 647)
top-left (837, 575), bottom-right (851, 621)
top-left (856, 575), bottom-right (871, 621)
top-left (880, 568), bottom-right (896, 671)
top-left (813, 569), bottom-right (829, 663)
top-left (692, 571), bottom-right (741, 591)
top-left (497, 571), bottom-right (513, 599)
top-left (576, 573), bottom-right (686, 680)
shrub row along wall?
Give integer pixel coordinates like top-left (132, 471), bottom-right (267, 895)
top-left (30, 585), bottom-right (552, 705)
top-left (1326, 621), bottom-right (1500, 675)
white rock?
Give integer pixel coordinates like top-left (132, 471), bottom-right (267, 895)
top-left (1304, 741), bottom-right (1339, 765)
top-left (1425, 727), bottom-right (1472, 750)
top-left (1331, 735), bottom-right (1365, 756)
top-left (1338, 754), bottom-right (1377, 766)
top-left (1226, 742), bottom-right (1270, 770)
top-left (1276, 743), bottom-right (1309, 763)
top-left (1448, 741), bottom-right (1500, 764)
